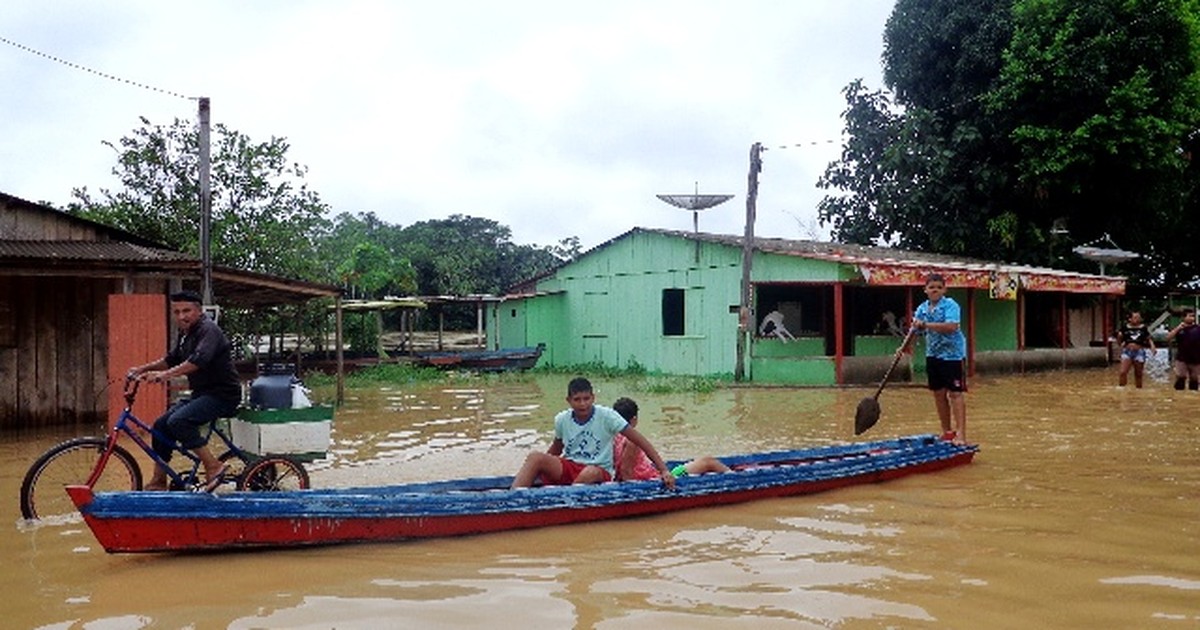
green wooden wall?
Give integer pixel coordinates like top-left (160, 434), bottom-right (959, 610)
top-left (488, 229), bottom-right (1097, 383)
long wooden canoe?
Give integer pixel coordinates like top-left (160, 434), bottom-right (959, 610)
top-left (414, 343), bottom-right (544, 371)
top-left (67, 434), bottom-right (976, 553)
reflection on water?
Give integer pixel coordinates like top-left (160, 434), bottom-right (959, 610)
top-left (5, 370), bottom-right (1200, 628)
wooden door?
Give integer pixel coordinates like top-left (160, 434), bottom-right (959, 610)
top-left (107, 294), bottom-right (167, 427)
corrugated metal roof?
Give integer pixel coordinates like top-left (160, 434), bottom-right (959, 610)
top-left (644, 228), bottom-right (1120, 281)
top-left (2, 195), bottom-right (343, 307)
top-left (505, 227), bottom-right (1125, 295)
top-left (0, 240), bottom-right (192, 262)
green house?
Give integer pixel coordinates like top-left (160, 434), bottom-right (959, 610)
top-left (488, 228), bottom-right (1126, 385)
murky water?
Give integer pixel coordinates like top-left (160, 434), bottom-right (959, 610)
top-left (4, 369), bottom-right (1198, 629)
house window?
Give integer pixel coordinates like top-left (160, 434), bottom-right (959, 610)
top-left (662, 288), bottom-right (685, 336)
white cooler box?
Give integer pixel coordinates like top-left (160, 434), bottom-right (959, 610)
top-left (231, 405), bottom-right (333, 462)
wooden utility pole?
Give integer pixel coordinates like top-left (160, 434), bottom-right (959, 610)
top-left (735, 142), bottom-right (763, 381)
top-left (198, 97), bottom-right (213, 305)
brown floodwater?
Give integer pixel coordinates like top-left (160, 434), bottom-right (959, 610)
top-left (4, 369), bottom-right (1199, 629)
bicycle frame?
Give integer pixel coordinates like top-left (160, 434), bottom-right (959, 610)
top-left (86, 379), bottom-right (247, 490)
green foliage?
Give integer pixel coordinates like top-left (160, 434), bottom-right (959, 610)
top-left (63, 117), bottom-right (575, 304)
top-left (62, 114), bottom-right (588, 362)
top-left (342, 362), bottom-right (445, 386)
top-left (987, 0), bottom-right (1200, 286)
top-left (530, 358), bottom-right (726, 393)
top-left (632, 375), bottom-right (723, 394)
top-left (69, 117), bottom-right (330, 281)
top-left (820, 0), bottom-right (1200, 288)
top-left (336, 242), bottom-right (417, 298)
top-left (394, 214), bottom-right (564, 297)
top-left (343, 311), bottom-right (381, 355)
top-left (817, 80), bottom-right (903, 245)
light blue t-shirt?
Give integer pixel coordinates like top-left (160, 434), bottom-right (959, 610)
top-left (915, 296), bottom-right (967, 360)
top-left (554, 404), bottom-right (628, 475)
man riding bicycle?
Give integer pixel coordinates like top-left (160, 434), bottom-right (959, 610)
top-left (127, 290), bottom-right (241, 491)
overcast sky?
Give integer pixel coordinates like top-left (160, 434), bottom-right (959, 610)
top-left (2, 1), bottom-right (894, 251)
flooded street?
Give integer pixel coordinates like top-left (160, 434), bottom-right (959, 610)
top-left (4, 369), bottom-right (1198, 629)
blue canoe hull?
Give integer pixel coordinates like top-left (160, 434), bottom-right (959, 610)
top-left (67, 434), bottom-right (977, 553)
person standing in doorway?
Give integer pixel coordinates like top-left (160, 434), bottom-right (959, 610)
top-left (907, 273), bottom-right (968, 444)
top-left (1166, 308), bottom-right (1200, 391)
top-left (1115, 311), bottom-right (1156, 388)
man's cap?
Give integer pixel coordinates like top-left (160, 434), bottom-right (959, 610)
top-left (169, 290), bottom-right (204, 305)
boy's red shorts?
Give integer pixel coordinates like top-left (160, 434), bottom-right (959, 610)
top-left (548, 457), bottom-right (612, 485)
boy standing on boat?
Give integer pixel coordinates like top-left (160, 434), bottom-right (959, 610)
top-left (511, 378), bottom-right (676, 489)
top-left (908, 273), bottom-right (968, 444)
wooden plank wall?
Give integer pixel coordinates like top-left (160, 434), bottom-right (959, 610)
top-left (0, 276), bottom-right (113, 429)
top-left (0, 275), bottom-right (15, 425)
top-left (0, 278), bottom-right (172, 430)
top-left (107, 294), bottom-right (168, 429)
top-left (1, 201), bottom-right (175, 429)
top-left (1, 200), bottom-right (103, 240)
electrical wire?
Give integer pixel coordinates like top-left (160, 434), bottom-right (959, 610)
top-left (0, 34), bottom-right (198, 100)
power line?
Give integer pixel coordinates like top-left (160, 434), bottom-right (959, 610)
top-left (0, 34), bottom-right (197, 100)
top-left (764, 138), bottom-right (842, 152)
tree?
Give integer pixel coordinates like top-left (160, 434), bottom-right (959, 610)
top-left (821, 0), bottom-right (1020, 258)
top-left (816, 80), bottom-right (903, 245)
top-left (336, 242), bottom-right (417, 299)
top-left (819, 0), bottom-right (1200, 287)
top-left (988, 0), bottom-right (1200, 286)
top-left (69, 116), bottom-right (330, 281)
top-left (396, 215), bottom-right (564, 297)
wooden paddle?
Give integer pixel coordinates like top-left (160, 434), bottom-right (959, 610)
top-left (855, 327), bottom-right (916, 435)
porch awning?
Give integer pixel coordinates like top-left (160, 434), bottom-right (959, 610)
top-left (857, 262), bottom-right (1125, 295)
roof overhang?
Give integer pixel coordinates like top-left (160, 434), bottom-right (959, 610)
top-left (856, 261), bottom-right (1125, 295)
top-left (0, 241), bottom-right (342, 308)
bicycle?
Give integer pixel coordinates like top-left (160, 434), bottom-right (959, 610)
top-left (20, 377), bottom-right (310, 521)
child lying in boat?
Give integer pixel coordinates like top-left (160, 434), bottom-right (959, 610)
top-left (612, 397), bottom-right (730, 481)
top-left (510, 377), bottom-right (676, 489)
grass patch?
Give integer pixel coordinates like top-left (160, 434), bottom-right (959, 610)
top-left (630, 374), bottom-right (726, 394)
top-left (532, 361), bottom-right (729, 393)
top-left (301, 359), bottom-right (731, 394)
top-left (301, 363), bottom-right (446, 388)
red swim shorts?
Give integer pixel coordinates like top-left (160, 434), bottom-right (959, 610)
top-left (548, 457), bottom-right (612, 485)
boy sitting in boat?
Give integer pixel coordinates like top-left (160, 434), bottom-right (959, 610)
top-left (511, 377), bottom-right (676, 489)
top-left (612, 397), bottom-right (730, 481)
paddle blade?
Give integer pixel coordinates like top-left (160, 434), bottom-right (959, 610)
top-left (855, 397), bottom-right (880, 435)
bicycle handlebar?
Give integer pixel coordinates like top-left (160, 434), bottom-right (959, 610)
top-left (123, 375), bottom-right (141, 406)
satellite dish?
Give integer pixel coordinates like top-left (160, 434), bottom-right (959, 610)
top-left (655, 193), bottom-right (735, 211)
top-left (656, 183), bottom-right (734, 262)
top-left (1072, 234), bottom-right (1139, 275)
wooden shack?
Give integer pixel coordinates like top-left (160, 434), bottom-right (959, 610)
top-left (0, 192), bottom-right (342, 430)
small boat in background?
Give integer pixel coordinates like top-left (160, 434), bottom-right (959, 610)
top-left (66, 434), bottom-right (976, 553)
top-left (416, 343), bottom-right (545, 371)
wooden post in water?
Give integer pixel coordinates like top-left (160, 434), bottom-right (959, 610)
top-left (735, 142), bottom-right (763, 382)
top-left (198, 97), bottom-right (213, 305)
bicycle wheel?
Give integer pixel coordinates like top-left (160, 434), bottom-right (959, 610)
top-left (20, 438), bottom-right (143, 521)
top-left (237, 457), bottom-right (310, 492)
top-left (217, 448), bottom-right (254, 486)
